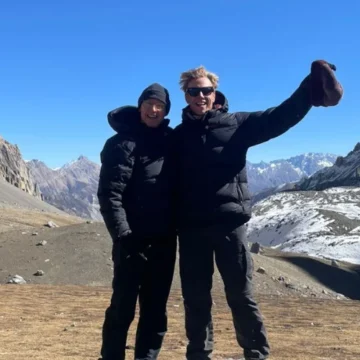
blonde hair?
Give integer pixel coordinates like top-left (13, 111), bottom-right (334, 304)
top-left (179, 65), bottom-right (219, 92)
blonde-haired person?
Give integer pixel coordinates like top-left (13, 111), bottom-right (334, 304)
top-left (171, 63), bottom-right (343, 360)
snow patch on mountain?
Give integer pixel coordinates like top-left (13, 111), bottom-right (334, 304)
top-left (247, 187), bottom-right (360, 264)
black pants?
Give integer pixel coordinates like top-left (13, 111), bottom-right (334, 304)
top-left (179, 224), bottom-right (270, 360)
top-left (100, 237), bottom-right (177, 360)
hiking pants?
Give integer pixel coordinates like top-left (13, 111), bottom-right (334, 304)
top-left (179, 224), bottom-right (270, 360)
top-left (100, 237), bottom-right (177, 360)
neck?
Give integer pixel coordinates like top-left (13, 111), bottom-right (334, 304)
top-left (188, 108), bottom-right (208, 120)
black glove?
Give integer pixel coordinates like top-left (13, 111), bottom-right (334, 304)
top-left (118, 232), bottom-right (150, 260)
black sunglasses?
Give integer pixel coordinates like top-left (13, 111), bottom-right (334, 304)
top-left (186, 87), bottom-right (215, 97)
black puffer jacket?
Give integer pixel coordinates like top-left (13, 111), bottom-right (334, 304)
top-left (172, 76), bottom-right (313, 228)
top-left (97, 106), bottom-right (175, 242)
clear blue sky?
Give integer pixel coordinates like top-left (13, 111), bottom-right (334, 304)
top-left (1, 1), bottom-right (359, 168)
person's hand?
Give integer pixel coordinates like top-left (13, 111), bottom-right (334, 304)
top-left (119, 232), bottom-right (150, 260)
top-left (310, 60), bottom-right (343, 107)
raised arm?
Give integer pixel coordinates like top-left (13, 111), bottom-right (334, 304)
top-left (237, 75), bottom-right (312, 148)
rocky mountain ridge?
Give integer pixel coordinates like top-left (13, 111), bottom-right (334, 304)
top-left (298, 143), bottom-right (360, 191)
top-left (0, 135), bottom-right (41, 199)
top-left (27, 156), bottom-right (101, 220)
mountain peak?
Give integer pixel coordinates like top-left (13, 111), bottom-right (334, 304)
top-left (247, 153), bottom-right (337, 193)
top-left (298, 142), bottom-right (360, 191)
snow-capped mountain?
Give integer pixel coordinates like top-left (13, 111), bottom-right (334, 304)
top-left (246, 187), bottom-right (360, 264)
top-left (298, 143), bottom-right (360, 191)
top-left (27, 152), bottom-right (337, 220)
top-left (27, 156), bottom-right (101, 220)
top-left (247, 153), bottom-right (337, 194)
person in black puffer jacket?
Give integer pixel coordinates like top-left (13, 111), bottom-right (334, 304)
top-left (97, 83), bottom-right (176, 360)
top-left (213, 90), bottom-right (229, 111)
top-left (172, 64), bottom-right (342, 360)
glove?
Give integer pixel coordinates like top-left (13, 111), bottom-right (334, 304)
top-left (310, 60), bottom-right (343, 107)
top-left (118, 232), bottom-right (150, 260)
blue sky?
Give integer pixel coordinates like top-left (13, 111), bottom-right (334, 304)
top-left (1, 1), bottom-right (359, 168)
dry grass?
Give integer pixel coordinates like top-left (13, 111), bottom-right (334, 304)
top-left (0, 207), bottom-right (82, 233)
top-left (1, 285), bottom-right (360, 360)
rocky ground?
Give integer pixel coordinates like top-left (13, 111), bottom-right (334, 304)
top-left (1, 185), bottom-right (360, 359)
top-left (1, 219), bottom-right (360, 301)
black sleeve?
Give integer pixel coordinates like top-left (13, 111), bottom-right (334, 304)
top-left (163, 127), bottom-right (182, 229)
top-left (237, 75), bottom-right (313, 148)
top-left (97, 135), bottom-right (135, 242)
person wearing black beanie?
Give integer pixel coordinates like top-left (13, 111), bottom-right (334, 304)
top-left (97, 83), bottom-right (176, 360)
top-left (138, 83), bottom-right (171, 116)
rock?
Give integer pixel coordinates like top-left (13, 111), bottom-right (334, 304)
top-left (250, 242), bottom-right (261, 254)
top-left (285, 282), bottom-right (297, 290)
top-left (86, 220), bottom-right (93, 224)
top-left (331, 259), bottom-right (340, 268)
top-left (46, 221), bottom-right (59, 228)
top-left (33, 270), bottom-right (44, 276)
top-left (36, 240), bottom-right (47, 246)
top-left (256, 267), bottom-right (266, 274)
top-left (322, 289), bottom-right (328, 295)
top-left (0, 136), bottom-right (42, 198)
top-left (278, 276), bottom-right (285, 282)
top-left (335, 156), bottom-right (345, 167)
top-left (336, 293), bottom-right (346, 300)
top-left (31, 232), bottom-right (38, 236)
top-left (7, 275), bottom-right (26, 284)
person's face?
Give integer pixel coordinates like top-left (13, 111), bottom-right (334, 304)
top-left (185, 77), bottom-right (215, 116)
top-left (139, 99), bottom-right (166, 128)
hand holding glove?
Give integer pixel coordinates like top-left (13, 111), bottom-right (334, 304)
top-left (310, 60), bottom-right (343, 107)
top-left (118, 231), bottom-right (150, 260)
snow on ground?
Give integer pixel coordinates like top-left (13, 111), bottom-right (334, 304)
top-left (247, 187), bottom-right (360, 264)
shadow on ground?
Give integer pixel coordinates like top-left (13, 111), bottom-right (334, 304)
top-left (280, 256), bottom-right (360, 300)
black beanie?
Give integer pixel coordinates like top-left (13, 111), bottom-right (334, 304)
top-left (138, 83), bottom-right (171, 115)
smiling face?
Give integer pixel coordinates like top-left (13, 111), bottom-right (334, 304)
top-left (185, 77), bottom-right (216, 116)
top-left (139, 99), bottom-right (166, 128)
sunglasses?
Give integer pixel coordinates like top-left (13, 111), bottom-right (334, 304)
top-left (186, 87), bottom-right (215, 97)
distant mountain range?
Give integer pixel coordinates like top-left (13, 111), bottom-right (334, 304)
top-left (297, 143), bottom-right (360, 191)
top-left (27, 156), bottom-right (101, 220)
top-left (247, 153), bottom-right (337, 193)
top-left (26, 152), bottom-right (337, 219)
top-left (246, 142), bottom-right (360, 264)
